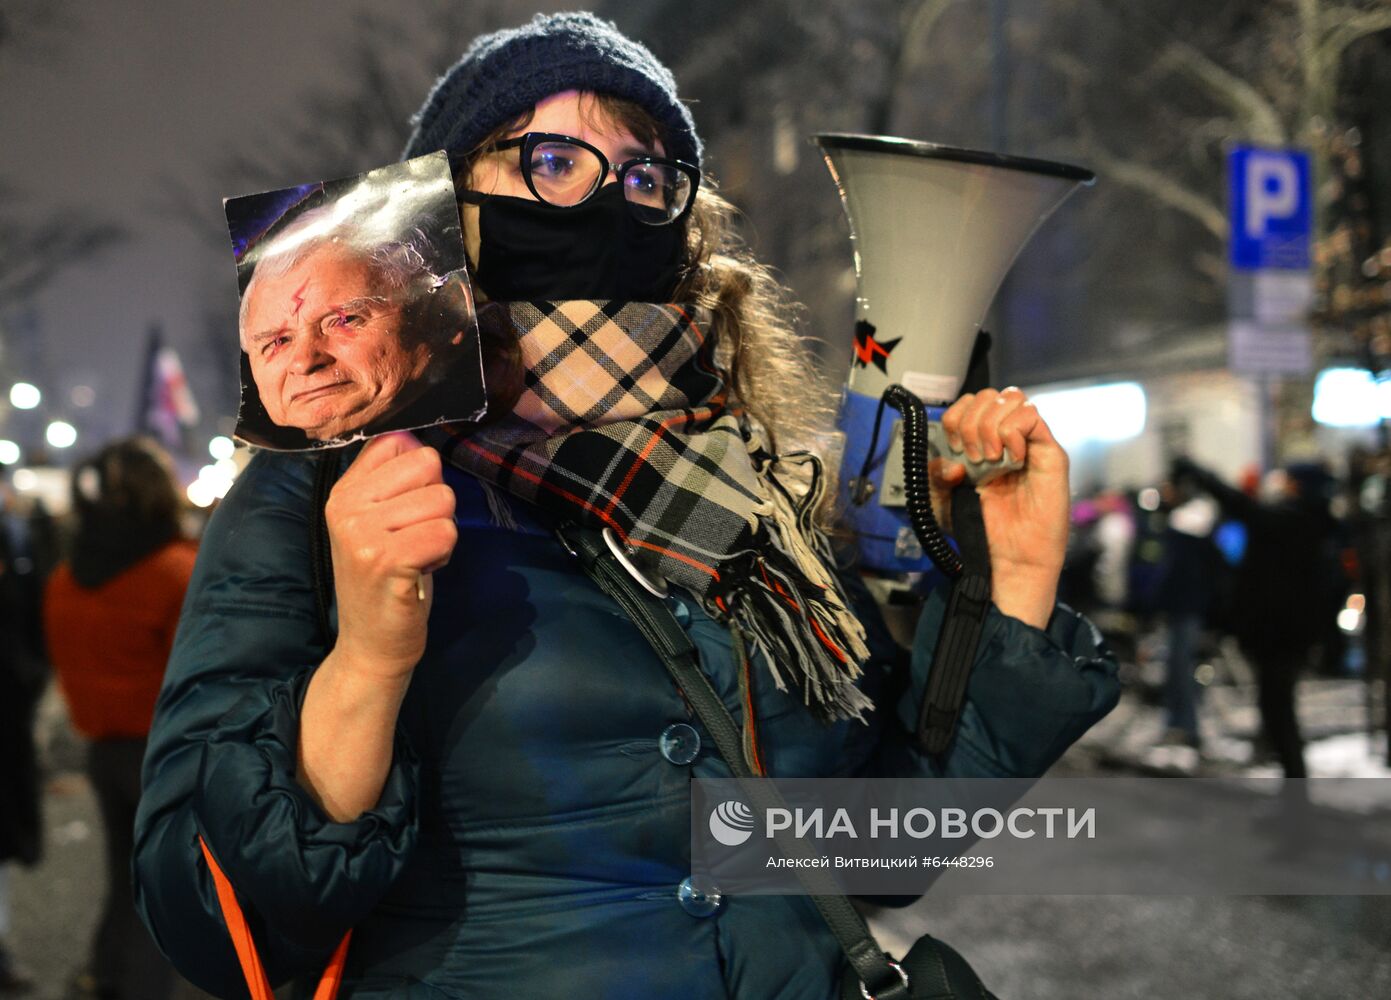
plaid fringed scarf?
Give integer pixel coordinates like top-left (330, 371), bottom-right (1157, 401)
top-left (423, 300), bottom-right (873, 723)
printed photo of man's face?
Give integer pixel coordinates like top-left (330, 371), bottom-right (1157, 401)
top-left (226, 154), bottom-right (485, 450)
top-left (243, 244), bottom-right (445, 441)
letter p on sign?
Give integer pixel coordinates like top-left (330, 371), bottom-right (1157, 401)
top-left (1245, 154), bottom-right (1297, 238)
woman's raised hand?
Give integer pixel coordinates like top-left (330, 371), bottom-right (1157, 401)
top-left (929, 387), bottom-right (1070, 629)
top-left (325, 432), bottom-right (458, 680)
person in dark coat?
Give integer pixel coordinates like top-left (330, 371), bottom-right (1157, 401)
top-left (0, 489), bottom-right (48, 993)
top-left (1171, 457), bottom-right (1339, 779)
top-left (1151, 477), bottom-right (1223, 749)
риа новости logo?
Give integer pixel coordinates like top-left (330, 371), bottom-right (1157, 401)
top-left (709, 800), bottom-right (755, 846)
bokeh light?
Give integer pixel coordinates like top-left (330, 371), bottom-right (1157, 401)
top-left (45, 421), bottom-right (78, 448)
top-left (10, 383), bottom-right (41, 409)
top-left (208, 435), bottom-right (236, 460)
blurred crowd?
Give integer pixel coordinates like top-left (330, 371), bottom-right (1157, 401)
top-left (1060, 444), bottom-right (1391, 777)
top-left (1, 438), bottom-right (201, 999)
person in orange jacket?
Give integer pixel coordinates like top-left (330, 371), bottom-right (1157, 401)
top-left (43, 437), bottom-right (196, 1000)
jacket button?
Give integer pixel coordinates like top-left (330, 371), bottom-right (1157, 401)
top-left (659, 723), bottom-right (701, 765)
top-left (677, 876), bottom-right (722, 917)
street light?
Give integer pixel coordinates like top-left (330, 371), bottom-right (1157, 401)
top-left (0, 440), bottom-right (20, 465)
top-left (1031, 382), bottom-right (1148, 449)
top-left (46, 421), bottom-right (78, 449)
top-left (9, 383), bottom-right (41, 409)
top-left (1311, 368), bottom-right (1391, 427)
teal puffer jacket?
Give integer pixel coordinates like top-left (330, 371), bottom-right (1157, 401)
top-left (133, 446), bottom-right (1118, 999)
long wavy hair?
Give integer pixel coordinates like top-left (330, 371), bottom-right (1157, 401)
top-left (454, 94), bottom-right (843, 494)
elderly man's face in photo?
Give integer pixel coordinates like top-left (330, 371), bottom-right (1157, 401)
top-left (242, 246), bottom-right (433, 441)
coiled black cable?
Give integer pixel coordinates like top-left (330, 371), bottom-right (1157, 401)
top-left (855, 384), bottom-right (964, 579)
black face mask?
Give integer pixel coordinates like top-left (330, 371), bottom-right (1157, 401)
top-left (470, 184), bottom-right (686, 302)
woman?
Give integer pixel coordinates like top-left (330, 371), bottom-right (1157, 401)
top-left (45, 437), bottom-right (196, 1000)
top-left (134, 13), bottom-right (1118, 998)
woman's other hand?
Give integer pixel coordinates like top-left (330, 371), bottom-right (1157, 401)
top-left (325, 432), bottom-right (458, 680)
top-left (931, 388), bottom-right (1070, 629)
top-left (299, 432), bottom-right (456, 821)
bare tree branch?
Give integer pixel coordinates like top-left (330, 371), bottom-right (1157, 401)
top-left (0, 201), bottom-right (125, 308)
top-left (900, 0), bottom-right (960, 72)
top-left (1193, 250), bottom-right (1228, 288)
top-left (1300, 1), bottom-right (1325, 82)
top-left (158, 1), bottom-right (525, 249)
top-left (1153, 40), bottom-right (1287, 143)
top-left (0, 1), bottom-right (126, 312)
top-left (861, 0), bottom-right (964, 135)
top-left (1317, 6), bottom-right (1391, 74)
top-left (0, 0), bottom-right (75, 65)
top-left (1085, 146), bottom-right (1229, 241)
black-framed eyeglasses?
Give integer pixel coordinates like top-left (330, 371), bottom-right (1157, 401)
top-left (460, 132), bottom-right (700, 225)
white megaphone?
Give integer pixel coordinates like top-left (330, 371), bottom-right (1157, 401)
top-left (815, 134), bottom-right (1094, 574)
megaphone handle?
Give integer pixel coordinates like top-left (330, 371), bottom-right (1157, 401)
top-left (927, 422), bottom-right (1025, 486)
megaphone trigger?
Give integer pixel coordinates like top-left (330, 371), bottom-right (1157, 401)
top-left (927, 421), bottom-right (1025, 487)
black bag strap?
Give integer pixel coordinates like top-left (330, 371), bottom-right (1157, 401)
top-left (916, 330), bottom-right (996, 758)
top-left (916, 488), bottom-right (991, 756)
top-left (555, 520), bottom-right (912, 1000)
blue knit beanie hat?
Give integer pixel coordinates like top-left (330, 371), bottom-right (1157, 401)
top-left (402, 11), bottom-right (701, 170)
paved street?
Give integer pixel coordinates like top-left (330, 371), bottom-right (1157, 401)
top-left (869, 892), bottom-right (1391, 999)
top-left (869, 679), bottom-right (1391, 998)
top-left (1076, 672), bottom-right (1389, 782)
top-left (4, 771), bottom-right (212, 1000)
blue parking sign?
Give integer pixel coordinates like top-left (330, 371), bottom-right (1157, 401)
top-left (1228, 147), bottom-right (1311, 270)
